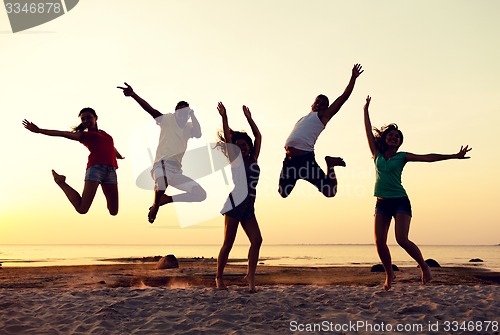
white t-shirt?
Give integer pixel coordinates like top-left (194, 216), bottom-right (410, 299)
top-left (284, 112), bottom-right (325, 151)
top-left (154, 113), bottom-right (194, 165)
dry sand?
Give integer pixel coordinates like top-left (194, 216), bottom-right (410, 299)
top-left (0, 260), bottom-right (498, 334)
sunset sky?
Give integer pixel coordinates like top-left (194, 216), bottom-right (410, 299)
top-left (1, 0), bottom-right (499, 247)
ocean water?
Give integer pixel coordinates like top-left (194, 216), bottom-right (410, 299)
top-left (0, 244), bottom-right (499, 271)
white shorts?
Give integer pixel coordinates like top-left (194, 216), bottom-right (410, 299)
top-left (151, 160), bottom-right (200, 192)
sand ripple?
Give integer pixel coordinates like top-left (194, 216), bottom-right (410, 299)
top-left (1, 284), bottom-right (498, 334)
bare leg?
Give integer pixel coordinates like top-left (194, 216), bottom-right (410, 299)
top-left (322, 156), bottom-right (346, 197)
top-left (374, 213), bottom-right (395, 290)
top-left (241, 216), bottom-right (263, 292)
top-left (101, 183), bottom-right (119, 216)
top-left (148, 188), bottom-right (166, 224)
top-left (216, 215), bottom-right (239, 289)
top-left (52, 170), bottom-right (99, 214)
top-left (395, 213), bottom-right (432, 284)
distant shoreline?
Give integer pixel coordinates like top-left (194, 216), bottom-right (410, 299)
top-left (2, 244), bottom-right (499, 272)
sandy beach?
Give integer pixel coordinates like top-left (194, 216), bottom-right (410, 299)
top-left (0, 260), bottom-right (498, 335)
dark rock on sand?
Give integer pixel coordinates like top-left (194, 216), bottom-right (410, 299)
top-left (157, 254), bottom-right (179, 269)
top-left (469, 258), bottom-right (484, 263)
top-left (425, 259), bottom-right (441, 268)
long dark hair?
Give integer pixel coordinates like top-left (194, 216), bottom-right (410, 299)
top-left (216, 129), bottom-right (254, 159)
top-left (72, 107), bottom-right (97, 132)
top-left (373, 123), bottom-right (404, 154)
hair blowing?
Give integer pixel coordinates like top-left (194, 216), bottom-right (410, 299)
top-left (72, 107), bottom-right (97, 132)
top-left (215, 129), bottom-right (254, 159)
top-left (373, 123), bottom-right (404, 154)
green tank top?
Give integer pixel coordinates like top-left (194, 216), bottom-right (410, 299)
top-left (374, 152), bottom-right (408, 198)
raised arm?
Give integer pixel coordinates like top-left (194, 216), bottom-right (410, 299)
top-left (363, 96), bottom-right (378, 158)
top-left (319, 63), bottom-right (363, 125)
top-left (22, 119), bottom-right (82, 141)
top-left (117, 82), bottom-right (162, 119)
top-left (242, 105), bottom-right (262, 161)
top-left (189, 109), bottom-right (202, 138)
top-left (217, 102), bottom-right (238, 160)
top-left (217, 102), bottom-right (231, 144)
top-left (406, 146), bottom-right (472, 162)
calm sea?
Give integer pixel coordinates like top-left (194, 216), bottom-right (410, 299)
top-left (0, 244), bottom-right (499, 271)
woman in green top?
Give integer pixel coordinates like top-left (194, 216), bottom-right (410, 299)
top-left (363, 96), bottom-right (471, 290)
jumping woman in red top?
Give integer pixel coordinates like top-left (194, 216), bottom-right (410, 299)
top-left (23, 108), bottom-right (123, 215)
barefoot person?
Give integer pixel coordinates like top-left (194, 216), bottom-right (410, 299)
top-left (118, 83), bottom-right (206, 223)
top-left (363, 95), bottom-right (471, 290)
top-left (215, 102), bottom-right (263, 292)
top-left (22, 108), bottom-right (123, 215)
top-left (279, 64), bottom-right (363, 198)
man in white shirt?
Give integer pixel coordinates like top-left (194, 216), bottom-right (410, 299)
top-left (118, 83), bottom-right (206, 223)
top-left (279, 64), bottom-right (363, 198)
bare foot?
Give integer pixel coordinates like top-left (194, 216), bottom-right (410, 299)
top-left (245, 275), bottom-right (257, 293)
top-left (51, 170), bottom-right (66, 185)
top-left (325, 156), bottom-right (346, 167)
top-left (421, 265), bottom-right (432, 284)
top-left (215, 277), bottom-right (227, 290)
top-left (148, 205), bottom-right (159, 224)
top-left (384, 271), bottom-right (396, 291)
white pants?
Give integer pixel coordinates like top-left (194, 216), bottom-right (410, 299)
top-left (151, 160), bottom-right (205, 202)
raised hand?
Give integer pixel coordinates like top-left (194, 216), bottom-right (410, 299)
top-left (364, 95), bottom-right (371, 111)
top-left (455, 145), bottom-right (472, 159)
top-left (242, 105), bottom-right (252, 119)
top-left (22, 119), bottom-right (40, 133)
top-left (217, 102), bottom-right (227, 117)
top-left (117, 82), bottom-right (135, 97)
top-left (352, 63), bottom-right (364, 78)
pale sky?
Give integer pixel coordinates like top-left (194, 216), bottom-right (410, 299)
top-left (1, 0), bottom-right (499, 246)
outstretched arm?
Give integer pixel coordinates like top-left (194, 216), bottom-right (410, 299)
top-left (363, 96), bottom-right (378, 158)
top-left (22, 119), bottom-right (81, 141)
top-left (243, 105), bottom-right (262, 161)
top-left (189, 110), bottom-right (202, 138)
top-left (117, 82), bottom-right (162, 119)
top-left (319, 63), bottom-right (364, 125)
top-left (406, 146), bottom-right (472, 162)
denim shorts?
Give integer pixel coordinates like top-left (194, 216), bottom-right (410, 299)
top-left (85, 164), bottom-right (117, 184)
top-left (375, 197), bottom-right (412, 218)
